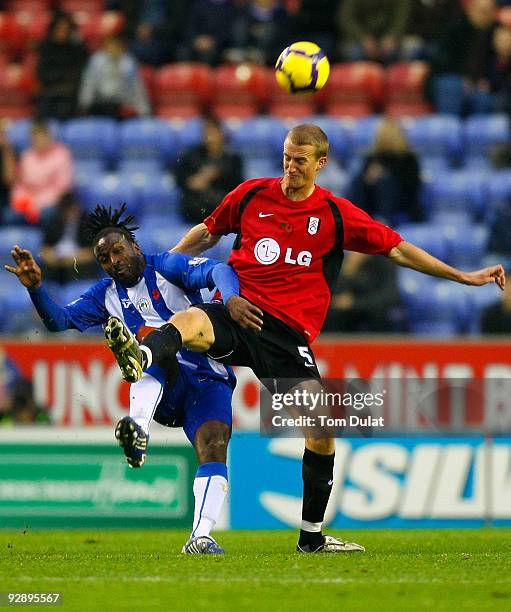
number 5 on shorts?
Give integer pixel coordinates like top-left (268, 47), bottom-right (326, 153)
top-left (298, 346), bottom-right (315, 367)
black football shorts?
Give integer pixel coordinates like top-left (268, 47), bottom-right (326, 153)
top-left (193, 302), bottom-right (321, 389)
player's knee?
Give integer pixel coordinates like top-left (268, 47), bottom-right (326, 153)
top-left (195, 421), bottom-right (230, 463)
top-left (170, 308), bottom-right (215, 351)
top-left (305, 437), bottom-right (335, 455)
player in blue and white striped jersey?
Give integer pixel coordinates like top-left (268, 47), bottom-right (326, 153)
top-left (5, 204), bottom-right (261, 555)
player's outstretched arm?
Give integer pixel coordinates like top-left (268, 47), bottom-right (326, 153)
top-left (171, 223), bottom-right (221, 255)
top-left (388, 241), bottom-right (505, 290)
top-left (4, 245), bottom-right (73, 331)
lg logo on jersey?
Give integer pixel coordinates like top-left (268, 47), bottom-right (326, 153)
top-left (254, 238), bottom-right (312, 267)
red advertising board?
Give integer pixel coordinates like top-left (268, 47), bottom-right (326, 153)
top-left (1, 337), bottom-right (511, 428)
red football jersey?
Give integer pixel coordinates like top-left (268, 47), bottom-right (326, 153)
top-left (204, 177), bottom-right (403, 343)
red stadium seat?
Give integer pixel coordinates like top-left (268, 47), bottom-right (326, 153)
top-left (0, 63), bottom-right (35, 118)
top-left (0, 13), bottom-right (24, 57)
top-left (385, 61), bottom-right (432, 116)
top-left (154, 63), bottom-right (212, 119)
top-left (14, 8), bottom-right (50, 48)
top-left (318, 62), bottom-right (385, 117)
top-left (498, 6), bottom-right (511, 26)
top-left (60, 0), bottom-right (105, 13)
top-left (209, 64), bottom-right (270, 120)
top-left (79, 11), bottom-right (125, 51)
top-left (139, 64), bottom-right (156, 104)
top-left (267, 70), bottom-right (317, 119)
top-left (6, 0), bottom-right (47, 11)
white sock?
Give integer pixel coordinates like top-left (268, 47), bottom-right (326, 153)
top-left (129, 374), bottom-right (163, 434)
top-left (191, 463), bottom-right (228, 539)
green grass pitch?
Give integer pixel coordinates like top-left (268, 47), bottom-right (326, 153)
top-left (0, 529), bottom-right (510, 610)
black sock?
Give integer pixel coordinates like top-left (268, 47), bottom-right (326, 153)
top-left (141, 323), bottom-right (182, 367)
top-left (299, 447), bottom-right (335, 547)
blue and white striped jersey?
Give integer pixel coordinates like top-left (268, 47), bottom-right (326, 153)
top-left (63, 252), bottom-right (232, 381)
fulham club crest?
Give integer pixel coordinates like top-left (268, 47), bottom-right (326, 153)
top-left (307, 216), bottom-right (320, 235)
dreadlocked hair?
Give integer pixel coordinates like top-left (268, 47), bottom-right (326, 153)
top-left (83, 204), bottom-right (139, 246)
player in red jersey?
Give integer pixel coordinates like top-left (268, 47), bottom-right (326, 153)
top-left (106, 124), bottom-right (505, 553)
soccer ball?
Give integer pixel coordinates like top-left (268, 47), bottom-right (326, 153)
top-left (275, 41), bottom-right (330, 94)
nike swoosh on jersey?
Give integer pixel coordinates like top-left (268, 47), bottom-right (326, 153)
top-left (258, 213), bottom-right (274, 218)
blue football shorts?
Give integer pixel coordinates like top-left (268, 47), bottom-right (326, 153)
top-left (153, 365), bottom-right (235, 444)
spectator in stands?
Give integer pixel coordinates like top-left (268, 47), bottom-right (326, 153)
top-left (226, 0), bottom-right (295, 65)
top-left (488, 24), bottom-right (511, 114)
top-left (431, 0), bottom-right (497, 115)
top-left (480, 271), bottom-right (511, 333)
top-left (175, 116), bottom-right (243, 225)
top-left (0, 119), bottom-right (16, 220)
top-left (78, 34), bottom-right (150, 119)
top-left (8, 120), bottom-right (73, 226)
top-left (116, 0), bottom-right (188, 66)
top-left (323, 251), bottom-right (401, 333)
top-left (36, 11), bottom-right (88, 120)
top-left (39, 193), bottom-right (98, 285)
top-left (0, 378), bottom-right (50, 426)
top-left (338, 0), bottom-right (412, 64)
top-left (293, 0), bottom-right (339, 61)
top-left (177, 0), bottom-right (243, 65)
top-left (348, 118), bottom-right (423, 225)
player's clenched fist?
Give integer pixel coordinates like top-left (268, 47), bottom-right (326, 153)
top-left (226, 295), bottom-right (264, 332)
top-left (4, 245), bottom-right (42, 289)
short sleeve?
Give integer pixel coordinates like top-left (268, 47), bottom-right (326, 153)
top-left (204, 179), bottom-right (262, 235)
top-left (339, 198), bottom-right (403, 255)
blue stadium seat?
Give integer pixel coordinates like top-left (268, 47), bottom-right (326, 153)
top-left (117, 158), bottom-right (164, 174)
top-left (138, 174), bottom-right (181, 218)
top-left (348, 115), bottom-right (381, 156)
top-left (463, 114), bottom-right (510, 161)
top-left (0, 272), bottom-right (38, 333)
top-left (119, 118), bottom-right (178, 167)
top-left (486, 170), bottom-right (511, 223)
top-left (0, 226), bottom-right (42, 261)
top-left (242, 156), bottom-right (281, 180)
top-left (302, 115), bottom-right (351, 163)
top-left (79, 173), bottom-right (140, 214)
top-left (170, 117), bottom-right (204, 153)
top-left (7, 119), bottom-right (61, 153)
top-left (138, 216), bottom-right (191, 252)
top-left (465, 284), bottom-right (501, 334)
top-left (402, 115), bottom-right (462, 162)
top-left (399, 273), bottom-right (468, 336)
top-left (396, 223), bottom-right (448, 261)
top-left (62, 118), bottom-right (119, 166)
top-left (226, 116), bottom-right (287, 158)
top-left (443, 223), bottom-right (488, 269)
top-left (422, 170), bottom-right (487, 221)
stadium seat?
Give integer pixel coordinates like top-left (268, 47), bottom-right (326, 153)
top-left (486, 169), bottom-right (511, 222)
top-left (396, 223), bottom-right (448, 261)
top-left (79, 11), bottom-right (125, 51)
top-left (349, 115), bottom-right (382, 156)
top-left (421, 170), bottom-right (487, 221)
top-left (0, 13), bottom-right (24, 57)
top-left (463, 114), bottom-right (510, 162)
top-left (154, 63), bottom-right (212, 119)
top-left (62, 118), bottom-right (119, 166)
top-left (0, 225), bottom-right (42, 261)
top-left (385, 62), bottom-right (432, 116)
top-left (74, 159), bottom-right (106, 200)
top-left (0, 272), bottom-right (38, 333)
top-left (399, 273), bottom-right (468, 336)
top-left (7, 118), bottom-right (61, 152)
top-left (401, 115), bottom-right (462, 163)
top-left (118, 118), bottom-right (178, 167)
top-left (170, 117), bottom-right (204, 153)
top-left (78, 173), bottom-right (140, 214)
top-left (443, 223), bottom-right (488, 269)
top-left (139, 216), bottom-right (191, 252)
top-left (466, 284), bottom-right (501, 333)
top-left (226, 116), bottom-right (287, 158)
top-left (0, 62), bottom-right (35, 118)
top-left (301, 115), bottom-right (352, 164)
top-left (117, 158), bottom-right (163, 174)
top-left (319, 62), bottom-right (385, 117)
top-left (241, 157), bottom-right (281, 181)
top-left (210, 64), bottom-right (270, 119)
top-left (138, 174), bottom-right (181, 219)
top-left (267, 74), bottom-right (317, 119)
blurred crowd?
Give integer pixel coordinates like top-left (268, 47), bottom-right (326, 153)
top-left (0, 0), bottom-right (511, 339)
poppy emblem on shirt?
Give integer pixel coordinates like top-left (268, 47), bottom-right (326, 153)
top-left (152, 289), bottom-right (161, 300)
top-left (307, 216), bottom-right (321, 235)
